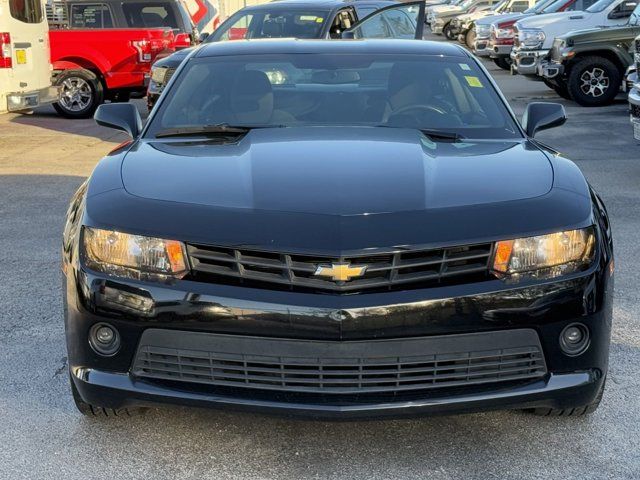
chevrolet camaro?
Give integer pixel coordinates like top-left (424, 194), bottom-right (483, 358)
top-left (63, 37), bottom-right (613, 419)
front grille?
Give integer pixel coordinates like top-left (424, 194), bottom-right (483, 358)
top-left (186, 242), bottom-right (494, 293)
top-left (163, 67), bottom-right (176, 86)
top-left (631, 102), bottom-right (640, 118)
top-left (132, 330), bottom-right (547, 396)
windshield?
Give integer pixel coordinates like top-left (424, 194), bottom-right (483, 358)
top-left (586, 0), bottom-right (617, 12)
top-left (459, 0), bottom-right (477, 9)
top-left (147, 53), bottom-right (521, 140)
top-left (525, 0), bottom-right (556, 14)
top-left (630, 3), bottom-right (640, 23)
top-left (208, 10), bottom-right (329, 41)
top-left (540, 0), bottom-right (572, 13)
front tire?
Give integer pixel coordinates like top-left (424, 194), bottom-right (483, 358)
top-left (493, 57), bottom-right (511, 71)
top-left (567, 56), bottom-right (621, 107)
top-left (443, 22), bottom-right (456, 40)
top-left (53, 69), bottom-right (104, 119)
top-left (70, 373), bottom-right (146, 417)
top-left (465, 28), bottom-right (476, 49)
top-left (526, 379), bottom-right (605, 417)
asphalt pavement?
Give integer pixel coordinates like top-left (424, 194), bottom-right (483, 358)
top-left (0, 49), bottom-right (639, 479)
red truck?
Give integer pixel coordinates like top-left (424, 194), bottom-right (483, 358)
top-left (47, 1), bottom-right (184, 118)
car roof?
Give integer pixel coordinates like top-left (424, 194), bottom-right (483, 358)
top-left (195, 39), bottom-right (470, 58)
top-left (240, 0), bottom-right (397, 11)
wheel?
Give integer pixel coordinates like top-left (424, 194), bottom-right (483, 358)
top-left (493, 57), bottom-right (512, 71)
top-left (465, 28), bottom-right (476, 49)
top-left (567, 56), bottom-right (621, 107)
top-left (526, 379), bottom-right (605, 417)
top-left (70, 373), bottom-right (146, 417)
top-left (53, 69), bottom-right (104, 119)
top-left (543, 79), bottom-right (572, 100)
top-left (443, 22), bottom-right (456, 40)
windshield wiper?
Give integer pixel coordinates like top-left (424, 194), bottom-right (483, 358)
top-left (419, 129), bottom-right (464, 142)
top-left (155, 124), bottom-right (284, 138)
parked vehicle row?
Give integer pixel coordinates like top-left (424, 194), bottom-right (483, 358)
top-left (429, 0), bottom-right (640, 141)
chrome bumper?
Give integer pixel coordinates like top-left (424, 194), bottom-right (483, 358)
top-left (539, 59), bottom-right (564, 80)
top-left (6, 85), bottom-right (60, 112)
top-left (474, 39), bottom-right (492, 56)
top-left (491, 44), bottom-right (512, 58)
top-left (510, 48), bottom-right (549, 76)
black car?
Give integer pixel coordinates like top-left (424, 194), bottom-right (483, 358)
top-left (146, 0), bottom-right (403, 109)
top-left (65, 10), bottom-right (612, 418)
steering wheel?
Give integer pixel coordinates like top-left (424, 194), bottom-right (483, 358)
top-left (391, 104), bottom-right (448, 117)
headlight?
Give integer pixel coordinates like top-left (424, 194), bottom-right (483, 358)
top-left (492, 228), bottom-right (595, 280)
top-left (151, 67), bottom-right (167, 84)
top-left (82, 227), bottom-right (188, 280)
top-left (518, 28), bottom-right (545, 48)
top-left (476, 25), bottom-right (490, 38)
top-left (493, 25), bottom-right (514, 39)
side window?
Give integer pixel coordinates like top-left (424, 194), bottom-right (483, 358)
top-left (70, 4), bottom-right (113, 28)
top-left (9, 0), bottom-right (44, 23)
top-left (510, 1), bottom-right (530, 12)
top-left (122, 3), bottom-right (180, 28)
top-left (352, 14), bottom-right (392, 38)
top-left (218, 14), bottom-right (254, 40)
top-left (383, 10), bottom-right (417, 37)
top-left (610, 0), bottom-right (639, 17)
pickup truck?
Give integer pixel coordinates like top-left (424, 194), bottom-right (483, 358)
top-left (511, 0), bottom-right (638, 77)
top-left (629, 34), bottom-right (640, 138)
top-left (539, 3), bottom-right (640, 105)
top-left (47, 0), bottom-right (190, 118)
top-left (429, 0), bottom-right (501, 38)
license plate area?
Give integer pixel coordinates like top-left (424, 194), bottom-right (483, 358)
top-left (15, 49), bottom-right (27, 65)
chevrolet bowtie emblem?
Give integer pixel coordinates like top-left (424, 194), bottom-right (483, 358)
top-left (314, 262), bottom-right (367, 282)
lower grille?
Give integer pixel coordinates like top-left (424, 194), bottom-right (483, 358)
top-left (132, 329), bottom-right (547, 396)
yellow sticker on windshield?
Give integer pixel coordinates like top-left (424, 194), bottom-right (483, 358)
top-left (465, 76), bottom-right (483, 88)
top-left (315, 17), bottom-right (324, 22)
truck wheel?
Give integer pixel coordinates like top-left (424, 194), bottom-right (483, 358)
top-left (53, 69), bottom-right (104, 119)
top-left (543, 79), bottom-right (571, 100)
top-left (70, 373), bottom-right (147, 417)
top-left (465, 28), bottom-right (476, 49)
top-left (526, 379), bottom-right (605, 417)
top-left (493, 57), bottom-right (511, 71)
top-left (443, 23), bottom-right (456, 40)
top-left (567, 56), bottom-right (621, 107)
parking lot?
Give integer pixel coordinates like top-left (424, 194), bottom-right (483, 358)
top-left (1, 53), bottom-right (639, 479)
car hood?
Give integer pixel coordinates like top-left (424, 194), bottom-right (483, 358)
top-left (475, 12), bottom-right (527, 26)
top-left (557, 24), bottom-right (640, 42)
top-left (516, 11), bottom-right (591, 30)
top-left (86, 127), bottom-right (593, 252)
top-left (153, 47), bottom-right (195, 69)
top-left (121, 127), bottom-right (552, 216)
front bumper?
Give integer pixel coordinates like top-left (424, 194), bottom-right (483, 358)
top-left (539, 59), bottom-right (564, 80)
top-left (629, 82), bottom-right (640, 140)
top-left (6, 85), bottom-right (60, 112)
top-left (65, 258), bottom-right (613, 418)
top-left (510, 48), bottom-right (549, 76)
top-left (473, 38), bottom-right (491, 56)
top-left (431, 22), bottom-right (445, 35)
top-left (490, 44), bottom-right (512, 58)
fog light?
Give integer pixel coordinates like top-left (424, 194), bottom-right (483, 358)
top-left (560, 323), bottom-right (589, 356)
top-left (89, 323), bottom-right (120, 356)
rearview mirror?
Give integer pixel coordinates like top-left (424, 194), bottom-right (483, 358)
top-left (522, 102), bottom-right (566, 137)
top-left (94, 103), bottom-right (142, 138)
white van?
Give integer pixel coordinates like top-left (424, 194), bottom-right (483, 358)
top-left (0, 0), bottom-right (59, 114)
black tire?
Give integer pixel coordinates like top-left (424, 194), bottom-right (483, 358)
top-left (543, 79), bottom-right (572, 100)
top-left (493, 57), bottom-right (511, 71)
top-left (526, 379), bottom-right (605, 417)
top-left (567, 56), bottom-right (621, 107)
top-left (70, 373), bottom-right (146, 417)
top-left (465, 28), bottom-right (476, 49)
top-left (443, 22), bottom-right (456, 40)
top-left (53, 69), bottom-right (104, 119)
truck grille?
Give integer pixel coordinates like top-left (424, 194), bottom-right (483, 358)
top-left (186, 242), bottom-right (494, 293)
top-left (132, 330), bottom-right (547, 396)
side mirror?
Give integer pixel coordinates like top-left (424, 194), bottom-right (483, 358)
top-left (94, 103), bottom-right (142, 138)
top-left (522, 102), bottom-right (566, 137)
top-left (341, 29), bottom-right (355, 39)
top-left (198, 32), bottom-right (210, 42)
